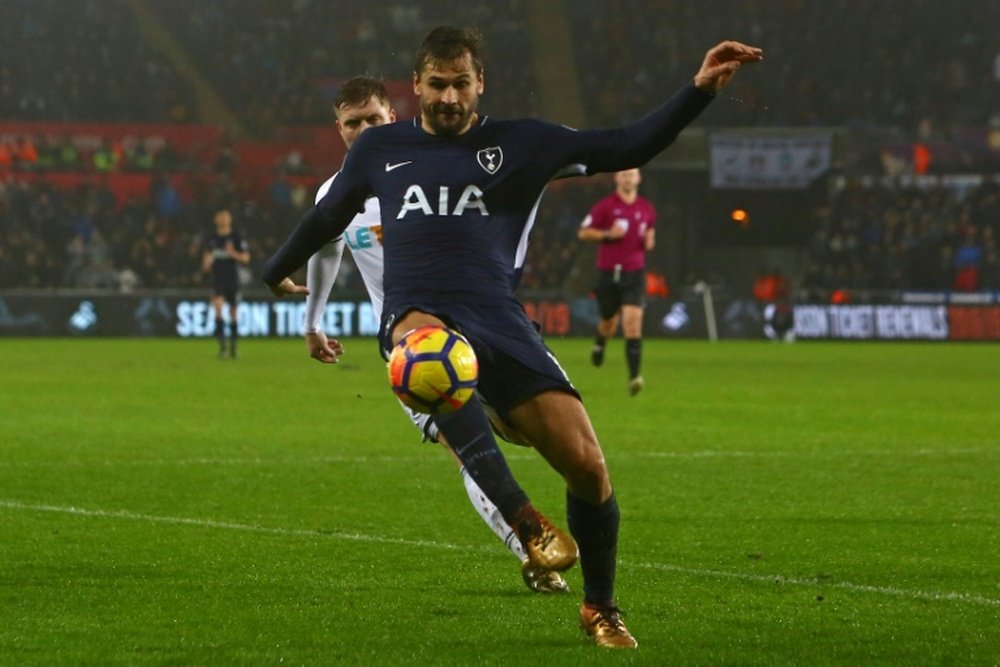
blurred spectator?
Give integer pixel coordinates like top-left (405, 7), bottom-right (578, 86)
top-left (752, 269), bottom-right (789, 303)
top-left (152, 174), bottom-right (183, 220)
top-left (645, 271), bottom-right (669, 298)
top-left (126, 140), bottom-right (156, 172)
top-left (0, 138), bottom-right (12, 171)
top-left (267, 172), bottom-right (293, 213)
top-left (91, 140), bottom-right (122, 172)
top-left (213, 141), bottom-right (238, 173)
top-left (56, 136), bottom-right (82, 170)
top-left (952, 225), bottom-right (984, 291)
top-left (13, 136), bottom-right (38, 169)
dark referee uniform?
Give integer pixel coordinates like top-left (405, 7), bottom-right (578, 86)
top-left (581, 191), bottom-right (656, 319)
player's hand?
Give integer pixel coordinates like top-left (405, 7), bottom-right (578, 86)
top-left (268, 277), bottom-right (309, 298)
top-left (606, 221), bottom-right (627, 240)
top-left (694, 41), bottom-right (763, 94)
top-left (306, 331), bottom-right (343, 364)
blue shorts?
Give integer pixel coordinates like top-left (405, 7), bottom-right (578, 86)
top-left (380, 299), bottom-right (580, 422)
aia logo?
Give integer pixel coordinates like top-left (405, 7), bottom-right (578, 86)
top-left (397, 184), bottom-right (489, 219)
top-left (476, 147), bottom-right (503, 174)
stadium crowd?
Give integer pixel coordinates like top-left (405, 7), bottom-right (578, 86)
top-left (3, 1), bottom-right (1000, 295)
top-left (0, 0), bottom-right (196, 123)
top-left (800, 180), bottom-right (1000, 298)
top-left (146, 0), bottom-right (537, 134)
top-left (5, 1), bottom-right (999, 134)
top-left (570, 0), bottom-right (1000, 133)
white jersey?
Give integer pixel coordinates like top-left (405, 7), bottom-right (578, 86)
top-left (305, 173), bottom-right (436, 440)
top-left (305, 173), bottom-right (385, 332)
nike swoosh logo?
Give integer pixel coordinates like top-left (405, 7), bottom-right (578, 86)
top-left (385, 161), bottom-right (413, 172)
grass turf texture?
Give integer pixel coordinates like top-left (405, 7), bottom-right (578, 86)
top-left (1, 338), bottom-right (998, 665)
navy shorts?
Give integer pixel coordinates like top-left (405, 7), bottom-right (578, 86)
top-left (595, 268), bottom-right (645, 320)
top-left (213, 278), bottom-right (241, 306)
top-left (380, 299), bottom-right (580, 422)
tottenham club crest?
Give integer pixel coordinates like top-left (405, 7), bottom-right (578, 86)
top-left (476, 147), bottom-right (503, 174)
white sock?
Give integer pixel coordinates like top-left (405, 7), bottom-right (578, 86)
top-left (460, 466), bottom-right (526, 561)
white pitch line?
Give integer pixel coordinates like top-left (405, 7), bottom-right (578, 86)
top-left (0, 454), bottom-right (531, 468)
top-left (628, 561), bottom-right (1000, 608)
top-left (0, 499), bottom-right (491, 553)
top-left (0, 447), bottom-right (988, 468)
top-left (2, 499), bottom-right (998, 609)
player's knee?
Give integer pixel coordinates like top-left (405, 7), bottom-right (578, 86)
top-left (561, 440), bottom-right (611, 499)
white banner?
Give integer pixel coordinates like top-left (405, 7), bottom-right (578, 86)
top-left (793, 305), bottom-right (949, 340)
top-left (710, 134), bottom-right (832, 189)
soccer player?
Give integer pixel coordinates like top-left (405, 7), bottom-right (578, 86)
top-left (577, 168), bottom-right (656, 395)
top-left (201, 206), bottom-right (249, 359)
top-left (264, 27), bottom-right (762, 648)
top-left (279, 76), bottom-right (567, 593)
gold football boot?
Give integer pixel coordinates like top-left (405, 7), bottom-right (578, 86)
top-left (520, 560), bottom-right (570, 593)
top-left (579, 602), bottom-right (638, 649)
top-left (514, 506), bottom-right (578, 572)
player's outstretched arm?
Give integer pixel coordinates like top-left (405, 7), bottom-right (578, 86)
top-left (693, 40), bottom-right (764, 94)
top-left (573, 40), bottom-right (763, 175)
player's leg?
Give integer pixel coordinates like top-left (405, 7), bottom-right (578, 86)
top-left (480, 397), bottom-right (533, 448)
top-left (594, 313), bottom-right (619, 367)
top-left (411, 410), bottom-right (568, 593)
top-left (620, 271), bottom-right (647, 395)
top-left (210, 295), bottom-right (227, 358)
top-left (448, 446), bottom-right (569, 593)
top-left (507, 391), bottom-right (636, 648)
top-left (592, 273), bottom-right (621, 367)
top-left (621, 304), bottom-right (644, 395)
top-left (389, 310), bottom-right (577, 572)
top-left (226, 295), bottom-right (240, 359)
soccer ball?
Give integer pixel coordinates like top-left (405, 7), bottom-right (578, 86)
top-left (387, 325), bottom-right (478, 414)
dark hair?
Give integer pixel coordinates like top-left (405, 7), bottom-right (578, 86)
top-left (413, 26), bottom-right (484, 76)
top-left (333, 76), bottom-right (390, 113)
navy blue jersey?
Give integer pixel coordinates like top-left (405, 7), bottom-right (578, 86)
top-left (207, 231), bottom-right (246, 286)
top-left (264, 83), bottom-right (713, 321)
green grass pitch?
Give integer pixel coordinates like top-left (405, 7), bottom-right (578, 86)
top-left (1, 337), bottom-right (998, 665)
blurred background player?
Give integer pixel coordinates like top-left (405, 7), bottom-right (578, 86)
top-left (274, 76), bottom-right (568, 593)
top-left (578, 168), bottom-right (656, 395)
top-left (201, 206), bottom-right (249, 359)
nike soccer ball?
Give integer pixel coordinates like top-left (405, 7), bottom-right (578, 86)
top-left (388, 325), bottom-right (478, 414)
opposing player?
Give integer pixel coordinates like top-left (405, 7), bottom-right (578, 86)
top-left (577, 168), bottom-right (656, 395)
top-left (276, 76), bottom-right (567, 593)
top-left (201, 206), bottom-right (249, 359)
top-left (264, 27), bottom-right (762, 648)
